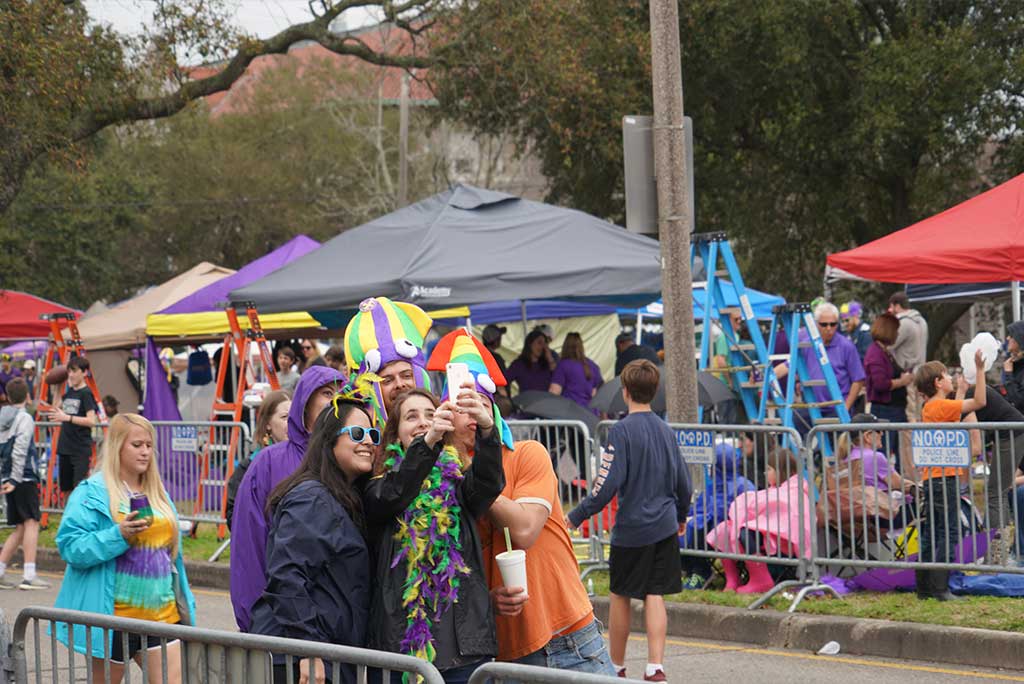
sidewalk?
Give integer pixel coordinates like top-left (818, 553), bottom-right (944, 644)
top-left (23, 548), bottom-right (1024, 672)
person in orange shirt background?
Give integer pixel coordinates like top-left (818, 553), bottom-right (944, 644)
top-left (914, 348), bottom-right (986, 601)
top-left (429, 330), bottom-right (616, 678)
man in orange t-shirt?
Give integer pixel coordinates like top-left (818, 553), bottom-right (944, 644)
top-left (475, 437), bottom-right (615, 673)
top-left (433, 330), bottom-right (615, 675)
top-left (914, 349), bottom-right (986, 601)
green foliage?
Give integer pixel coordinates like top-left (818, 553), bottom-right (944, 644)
top-left (434, 0), bottom-right (1024, 300)
top-left (0, 57), bottom-right (440, 309)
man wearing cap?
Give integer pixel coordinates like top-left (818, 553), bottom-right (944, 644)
top-left (20, 361), bottom-right (36, 400)
top-left (344, 296), bottom-right (433, 422)
top-left (615, 333), bottom-right (660, 377)
top-left (483, 324), bottom-right (514, 415)
top-left (840, 301), bottom-right (872, 361)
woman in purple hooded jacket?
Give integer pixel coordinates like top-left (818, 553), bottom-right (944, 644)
top-left (229, 365), bottom-right (345, 632)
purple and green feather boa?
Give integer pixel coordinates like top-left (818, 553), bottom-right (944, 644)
top-left (383, 442), bottom-right (470, 679)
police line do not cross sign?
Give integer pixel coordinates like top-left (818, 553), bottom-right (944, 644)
top-left (676, 429), bottom-right (715, 465)
top-left (911, 429), bottom-right (970, 468)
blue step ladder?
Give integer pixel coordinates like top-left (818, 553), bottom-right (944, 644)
top-left (758, 303), bottom-right (851, 456)
top-left (691, 232), bottom-right (775, 423)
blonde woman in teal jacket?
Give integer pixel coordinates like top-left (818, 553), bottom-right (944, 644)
top-left (54, 414), bottom-right (196, 684)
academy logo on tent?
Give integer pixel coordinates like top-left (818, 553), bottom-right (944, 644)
top-left (409, 285), bottom-right (452, 299)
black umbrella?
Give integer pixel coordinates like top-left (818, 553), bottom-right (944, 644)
top-left (589, 370), bottom-right (733, 415)
top-left (512, 390), bottom-right (600, 432)
top-left (697, 371), bottom-right (736, 407)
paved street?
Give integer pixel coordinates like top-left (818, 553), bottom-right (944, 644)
top-left (3, 570), bottom-right (1023, 683)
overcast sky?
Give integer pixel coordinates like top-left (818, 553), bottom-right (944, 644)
top-left (83, 0), bottom-right (374, 39)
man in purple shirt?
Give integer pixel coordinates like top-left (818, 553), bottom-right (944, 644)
top-left (776, 302), bottom-right (866, 426)
top-left (0, 355), bottom-right (21, 404)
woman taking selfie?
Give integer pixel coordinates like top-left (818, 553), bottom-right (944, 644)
top-left (54, 413), bottom-right (195, 684)
top-left (250, 393), bottom-right (374, 684)
top-left (364, 387), bottom-right (504, 684)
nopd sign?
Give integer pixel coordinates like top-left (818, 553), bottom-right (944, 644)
top-left (675, 429), bottom-right (714, 465)
top-left (911, 429), bottom-right (970, 468)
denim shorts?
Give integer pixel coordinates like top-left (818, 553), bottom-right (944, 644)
top-left (513, 618), bottom-right (615, 677)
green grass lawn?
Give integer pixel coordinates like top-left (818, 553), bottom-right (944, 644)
top-left (0, 515), bottom-right (230, 562)
top-left (583, 568), bottom-right (1024, 633)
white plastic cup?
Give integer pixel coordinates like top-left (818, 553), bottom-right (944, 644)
top-left (495, 550), bottom-right (528, 598)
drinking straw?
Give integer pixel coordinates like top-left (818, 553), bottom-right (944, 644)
top-left (503, 527), bottom-right (513, 554)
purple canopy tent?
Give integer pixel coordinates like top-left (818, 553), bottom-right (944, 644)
top-left (1, 340), bottom-right (47, 359)
top-left (142, 235), bottom-right (321, 421)
top-left (158, 235), bottom-right (321, 316)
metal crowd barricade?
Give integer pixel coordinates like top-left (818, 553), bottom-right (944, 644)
top-left (469, 661), bottom-right (642, 683)
top-left (8, 606), bottom-right (444, 684)
top-left (150, 421), bottom-right (251, 528)
top-left (666, 423), bottom-right (826, 610)
top-left (505, 419), bottom-right (605, 573)
top-left (808, 421), bottom-right (1024, 588)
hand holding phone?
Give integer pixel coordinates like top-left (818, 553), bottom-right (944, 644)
top-left (446, 363), bottom-right (474, 403)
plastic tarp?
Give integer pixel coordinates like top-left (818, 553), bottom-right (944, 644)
top-left (146, 236), bottom-right (323, 338)
top-left (77, 262), bottom-right (235, 350)
top-left (230, 184), bottom-right (663, 312)
top-left (826, 173), bottom-right (1024, 284)
top-left (620, 282), bottom-right (785, 320)
top-left (0, 290), bottom-right (80, 341)
top-left (478, 313), bottom-right (622, 382)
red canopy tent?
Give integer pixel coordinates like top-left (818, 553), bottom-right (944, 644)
top-left (826, 173), bottom-right (1024, 317)
top-left (0, 290), bottom-right (81, 341)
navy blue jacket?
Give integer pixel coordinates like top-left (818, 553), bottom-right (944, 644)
top-left (250, 480), bottom-right (369, 682)
top-left (569, 411), bottom-right (692, 547)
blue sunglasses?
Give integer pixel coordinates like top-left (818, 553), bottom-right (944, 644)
top-left (337, 425), bottom-right (381, 445)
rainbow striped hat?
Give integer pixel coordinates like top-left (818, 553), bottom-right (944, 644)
top-left (427, 329), bottom-right (515, 449)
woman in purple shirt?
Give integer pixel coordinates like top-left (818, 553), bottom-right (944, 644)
top-left (549, 332), bottom-right (603, 410)
top-left (506, 329), bottom-right (557, 394)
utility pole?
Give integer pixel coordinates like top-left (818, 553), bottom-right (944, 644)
top-left (650, 0), bottom-right (698, 423)
top-left (398, 73), bottom-right (410, 207)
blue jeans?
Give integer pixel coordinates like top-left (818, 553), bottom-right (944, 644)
top-left (918, 476), bottom-right (961, 563)
top-left (512, 619), bottom-right (615, 678)
top-left (1012, 486), bottom-right (1024, 557)
top-left (441, 660), bottom-right (489, 684)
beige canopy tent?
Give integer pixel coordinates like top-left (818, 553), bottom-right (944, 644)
top-left (77, 262), bottom-right (235, 350)
top-left (73, 262), bottom-right (235, 411)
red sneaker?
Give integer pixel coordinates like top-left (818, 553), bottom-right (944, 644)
top-left (617, 668), bottom-right (627, 678)
top-left (644, 669), bottom-right (667, 682)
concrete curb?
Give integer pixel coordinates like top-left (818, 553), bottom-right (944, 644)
top-left (591, 597), bottom-right (1024, 672)
top-left (25, 549), bottom-right (1024, 672)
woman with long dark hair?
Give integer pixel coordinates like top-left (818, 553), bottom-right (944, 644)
top-left (250, 394), bottom-right (374, 684)
top-left (364, 387), bottom-right (504, 684)
top-left (549, 332), bottom-right (603, 411)
top-left (505, 330), bottom-right (556, 394)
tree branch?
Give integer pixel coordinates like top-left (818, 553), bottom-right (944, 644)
top-left (67, 0), bottom-right (435, 143)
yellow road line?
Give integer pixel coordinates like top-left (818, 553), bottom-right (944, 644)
top-left (630, 635), bottom-right (1024, 682)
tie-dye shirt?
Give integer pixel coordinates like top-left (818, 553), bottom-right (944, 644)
top-left (113, 508), bottom-right (180, 624)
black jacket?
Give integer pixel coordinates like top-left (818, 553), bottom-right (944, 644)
top-left (362, 430), bottom-right (504, 670)
top-left (249, 480), bottom-right (370, 683)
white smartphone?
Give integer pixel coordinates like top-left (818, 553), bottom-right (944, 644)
top-left (446, 362), bottom-right (473, 399)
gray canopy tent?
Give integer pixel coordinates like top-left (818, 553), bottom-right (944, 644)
top-left (230, 184), bottom-right (663, 313)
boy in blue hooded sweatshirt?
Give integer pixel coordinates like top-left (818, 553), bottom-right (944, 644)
top-left (680, 442), bottom-right (755, 589)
